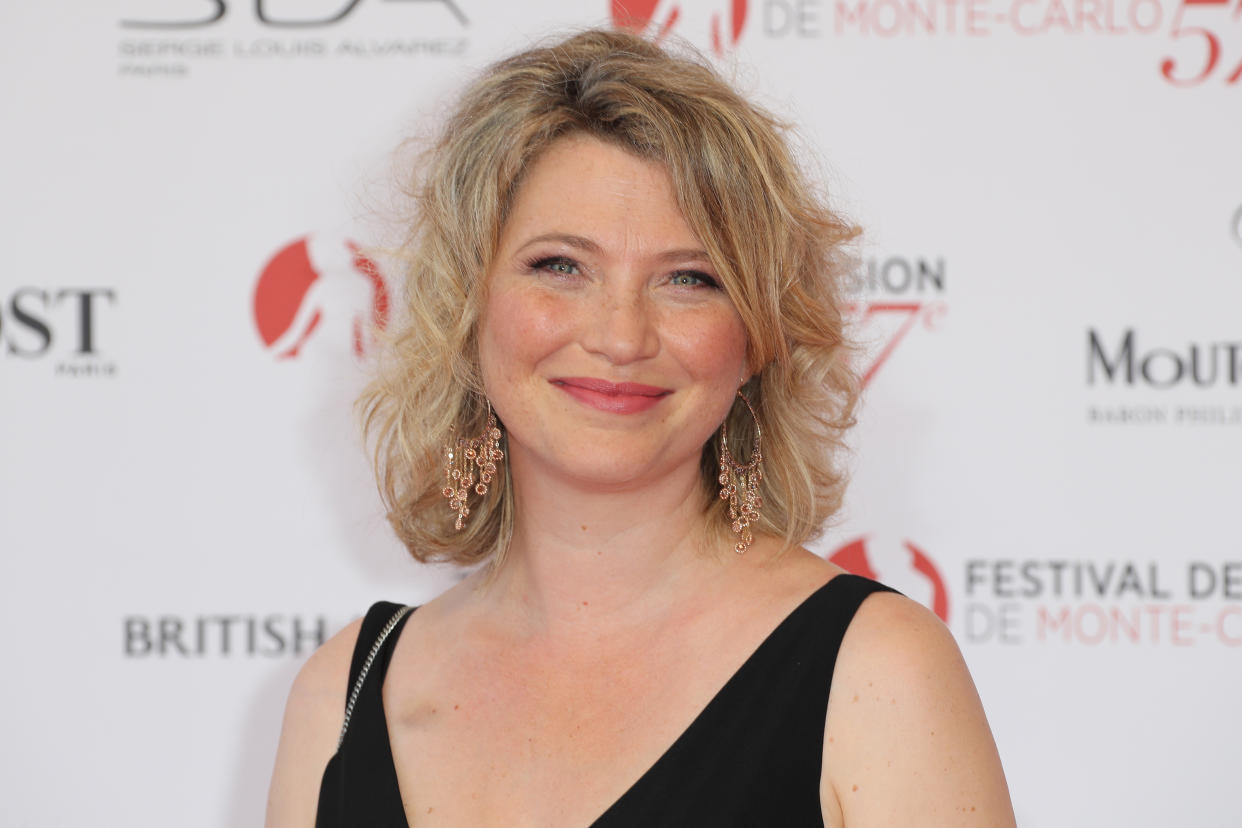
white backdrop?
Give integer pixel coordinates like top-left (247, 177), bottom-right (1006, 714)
top-left (2, 1), bottom-right (1239, 825)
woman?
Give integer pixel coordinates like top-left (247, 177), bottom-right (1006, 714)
top-left (267, 28), bottom-right (1016, 827)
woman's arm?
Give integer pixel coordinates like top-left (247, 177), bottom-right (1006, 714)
top-left (819, 593), bottom-right (1016, 827)
top-left (265, 618), bottom-right (362, 828)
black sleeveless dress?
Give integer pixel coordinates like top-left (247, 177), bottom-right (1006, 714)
top-left (316, 574), bottom-right (895, 827)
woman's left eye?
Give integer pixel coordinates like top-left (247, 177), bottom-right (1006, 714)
top-left (669, 271), bottom-right (718, 288)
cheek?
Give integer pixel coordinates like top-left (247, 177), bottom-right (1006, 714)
top-left (479, 285), bottom-right (572, 386)
top-left (666, 308), bottom-right (749, 385)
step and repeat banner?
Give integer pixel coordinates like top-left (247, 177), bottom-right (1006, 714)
top-left (2, 1), bottom-right (1239, 825)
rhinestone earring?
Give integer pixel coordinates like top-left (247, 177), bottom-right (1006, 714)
top-left (442, 403), bottom-right (504, 531)
top-left (718, 390), bottom-right (763, 554)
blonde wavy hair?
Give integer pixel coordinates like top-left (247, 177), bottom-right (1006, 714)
top-left (359, 28), bottom-right (859, 566)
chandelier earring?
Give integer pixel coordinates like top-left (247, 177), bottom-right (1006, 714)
top-left (718, 390), bottom-right (764, 554)
top-left (442, 402), bottom-right (504, 531)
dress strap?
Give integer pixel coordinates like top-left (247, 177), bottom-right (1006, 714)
top-left (316, 601), bottom-right (415, 828)
top-left (337, 604), bottom-right (413, 748)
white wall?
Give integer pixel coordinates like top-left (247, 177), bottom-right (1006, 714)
top-left (2, 1), bottom-right (1239, 825)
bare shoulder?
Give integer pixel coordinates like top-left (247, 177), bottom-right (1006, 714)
top-left (264, 616), bottom-right (363, 828)
top-left (819, 590), bottom-right (1015, 828)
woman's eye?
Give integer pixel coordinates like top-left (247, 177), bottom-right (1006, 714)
top-left (670, 271), bottom-right (717, 288)
top-left (529, 256), bottom-right (579, 275)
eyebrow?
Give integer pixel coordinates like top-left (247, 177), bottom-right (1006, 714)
top-left (514, 232), bottom-right (712, 265)
top-left (517, 233), bottom-right (602, 255)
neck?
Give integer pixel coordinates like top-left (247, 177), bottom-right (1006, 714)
top-left (480, 452), bottom-right (730, 639)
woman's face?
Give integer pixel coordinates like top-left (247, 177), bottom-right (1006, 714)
top-left (478, 134), bottom-right (749, 493)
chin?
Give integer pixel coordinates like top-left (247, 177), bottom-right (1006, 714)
top-left (532, 441), bottom-right (698, 493)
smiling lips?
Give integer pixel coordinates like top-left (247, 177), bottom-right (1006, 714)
top-left (550, 377), bottom-right (673, 414)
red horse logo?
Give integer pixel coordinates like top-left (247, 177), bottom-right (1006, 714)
top-left (253, 235), bottom-right (389, 360)
top-left (611, 0), bottom-right (748, 56)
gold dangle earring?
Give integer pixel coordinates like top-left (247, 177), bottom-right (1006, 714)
top-left (442, 402), bottom-right (504, 531)
top-left (718, 390), bottom-right (764, 554)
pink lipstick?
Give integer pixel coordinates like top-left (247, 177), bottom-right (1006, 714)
top-left (550, 377), bottom-right (672, 414)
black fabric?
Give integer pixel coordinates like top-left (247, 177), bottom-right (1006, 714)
top-left (316, 601), bottom-right (412, 828)
top-left (316, 574), bottom-right (895, 827)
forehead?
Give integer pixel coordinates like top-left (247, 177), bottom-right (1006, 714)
top-left (499, 134), bottom-right (705, 255)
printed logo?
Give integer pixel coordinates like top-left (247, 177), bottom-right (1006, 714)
top-left (0, 287), bottom-right (118, 377)
top-left (123, 612), bottom-right (328, 657)
top-left (830, 535), bottom-right (950, 622)
top-left (1085, 328), bottom-right (1242, 425)
top-left (757, 0), bottom-right (1241, 88)
top-left (830, 542), bottom-right (1242, 647)
top-left (1159, 0), bottom-right (1242, 87)
top-left (963, 558), bottom-right (1242, 646)
top-left (1088, 328), bottom-right (1242, 389)
top-left (252, 235), bottom-right (390, 360)
top-left (612, 0), bottom-right (750, 56)
top-left (845, 254), bottom-right (947, 388)
top-left (117, 0), bottom-right (469, 78)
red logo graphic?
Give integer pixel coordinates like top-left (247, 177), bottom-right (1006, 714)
top-left (847, 301), bottom-right (947, 388)
top-left (830, 535), bottom-right (950, 622)
top-left (1159, 0), bottom-right (1242, 87)
top-left (611, 0), bottom-right (749, 56)
top-left (252, 235), bottom-right (389, 359)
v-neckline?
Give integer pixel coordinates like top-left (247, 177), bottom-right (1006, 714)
top-left (376, 575), bottom-right (843, 827)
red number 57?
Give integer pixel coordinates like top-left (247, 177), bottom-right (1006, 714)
top-left (1160, 0), bottom-right (1242, 86)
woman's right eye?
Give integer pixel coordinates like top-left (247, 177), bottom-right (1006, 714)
top-left (527, 256), bottom-right (579, 275)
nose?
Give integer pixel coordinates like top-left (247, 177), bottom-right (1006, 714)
top-left (580, 283), bottom-right (660, 365)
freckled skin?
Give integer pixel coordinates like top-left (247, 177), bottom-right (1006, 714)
top-left (819, 594), bottom-right (1016, 827)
